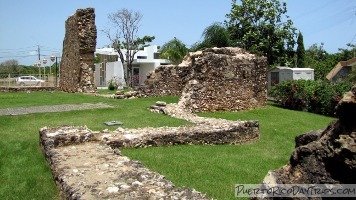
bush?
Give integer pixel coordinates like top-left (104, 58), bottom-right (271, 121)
top-left (108, 80), bottom-right (116, 90)
top-left (269, 80), bottom-right (352, 116)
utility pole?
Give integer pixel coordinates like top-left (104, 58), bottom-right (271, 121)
top-left (37, 45), bottom-right (41, 78)
top-left (38, 45), bottom-right (40, 61)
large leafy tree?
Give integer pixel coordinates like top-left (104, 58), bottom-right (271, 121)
top-left (225, 0), bottom-right (297, 66)
top-left (159, 37), bottom-right (189, 64)
top-left (0, 59), bottom-right (21, 78)
top-left (104, 8), bottom-right (155, 87)
top-left (306, 43), bottom-right (356, 80)
top-left (191, 22), bottom-right (231, 52)
top-left (305, 43), bottom-right (330, 80)
top-left (296, 32), bottom-right (306, 67)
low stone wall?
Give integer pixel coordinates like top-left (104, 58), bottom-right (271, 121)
top-left (40, 126), bottom-right (209, 199)
top-left (40, 102), bottom-right (260, 199)
top-left (0, 86), bottom-right (57, 92)
top-left (139, 47), bottom-right (268, 112)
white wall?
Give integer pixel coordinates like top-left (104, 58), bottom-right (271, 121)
top-left (94, 61), bottom-right (125, 87)
top-left (139, 63), bottom-right (156, 85)
top-left (106, 62), bottom-right (125, 87)
top-left (267, 67), bottom-right (314, 89)
top-left (94, 63), bottom-right (102, 86)
top-left (292, 70), bottom-right (314, 80)
top-left (280, 69), bottom-right (293, 83)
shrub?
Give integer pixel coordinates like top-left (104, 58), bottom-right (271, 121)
top-left (269, 80), bottom-right (352, 116)
top-left (107, 76), bottom-right (124, 90)
top-left (108, 79), bottom-right (116, 90)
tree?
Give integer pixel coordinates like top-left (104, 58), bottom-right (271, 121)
top-left (338, 43), bottom-right (355, 61)
top-left (104, 8), bottom-right (155, 87)
top-left (202, 22), bottom-right (231, 48)
top-left (296, 32), bottom-right (306, 67)
top-left (225, 0), bottom-right (297, 66)
top-left (191, 22), bottom-right (231, 52)
top-left (159, 37), bottom-right (189, 64)
top-left (0, 59), bottom-right (21, 78)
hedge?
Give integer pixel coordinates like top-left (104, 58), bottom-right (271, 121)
top-left (268, 80), bottom-right (352, 116)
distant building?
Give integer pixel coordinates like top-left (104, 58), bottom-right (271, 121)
top-left (267, 67), bottom-right (314, 88)
top-left (326, 57), bottom-right (356, 82)
top-left (94, 45), bottom-right (171, 87)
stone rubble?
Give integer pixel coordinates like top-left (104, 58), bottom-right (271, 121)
top-left (40, 102), bottom-right (260, 199)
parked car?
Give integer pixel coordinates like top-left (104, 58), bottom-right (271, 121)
top-left (16, 76), bottom-right (45, 86)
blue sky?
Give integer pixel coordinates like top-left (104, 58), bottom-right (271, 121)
top-left (0, 0), bottom-right (355, 66)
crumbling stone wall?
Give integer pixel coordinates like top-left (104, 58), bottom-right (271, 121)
top-left (139, 65), bottom-right (191, 96)
top-left (60, 8), bottom-right (97, 93)
top-left (139, 47), bottom-right (268, 112)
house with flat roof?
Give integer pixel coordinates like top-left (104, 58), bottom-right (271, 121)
top-left (94, 45), bottom-right (171, 87)
top-left (326, 57), bottom-right (356, 82)
top-left (267, 67), bottom-right (314, 88)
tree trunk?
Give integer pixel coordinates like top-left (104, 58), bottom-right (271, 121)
top-left (127, 63), bottom-right (132, 87)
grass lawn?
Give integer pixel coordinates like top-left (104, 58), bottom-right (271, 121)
top-left (0, 92), bottom-right (188, 200)
top-left (0, 92), bottom-right (335, 200)
top-left (121, 104), bottom-right (335, 199)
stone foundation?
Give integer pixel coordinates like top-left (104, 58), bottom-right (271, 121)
top-left (40, 103), bottom-right (259, 199)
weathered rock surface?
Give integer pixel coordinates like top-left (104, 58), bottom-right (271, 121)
top-left (40, 102), bottom-right (260, 199)
top-left (40, 127), bottom-right (208, 200)
top-left (139, 47), bottom-right (268, 112)
top-left (60, 8), bottom-right (97, 93)
top-left (256, 85), bottom-right (356, 199)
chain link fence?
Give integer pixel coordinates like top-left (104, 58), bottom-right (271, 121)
top-left (0, 73), bottom-right (59, 87)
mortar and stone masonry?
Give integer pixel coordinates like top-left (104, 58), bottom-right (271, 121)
top-left (40, 102), bottom-right (260, 199)
top-left (40, 7), bottom-right (267, 199)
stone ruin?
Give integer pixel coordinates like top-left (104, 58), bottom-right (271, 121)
top-left (40, 102), bottom-right (260, 199)
top-left (60, 8), bottom-right (97, 93)
top-left (254, 85), bottom-right (356, 199)
top-left (139, 47), bottom-right (268, 112)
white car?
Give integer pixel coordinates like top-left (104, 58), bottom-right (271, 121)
top-left (16, 76), bottom-right (45, 86)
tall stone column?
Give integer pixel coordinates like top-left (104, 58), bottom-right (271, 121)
top-left (60, 8), bottom-right (97, 93)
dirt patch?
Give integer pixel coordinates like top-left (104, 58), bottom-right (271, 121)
top-left (0, 103), bottom-right (114, 116)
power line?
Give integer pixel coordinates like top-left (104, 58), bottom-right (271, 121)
top-left (349, 33), bottom-right (356, 45)
top-left (0, 45), bottom-right (38, 51)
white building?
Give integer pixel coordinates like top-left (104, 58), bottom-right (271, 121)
top-left (267, 67), bottom-right (314, 88)
top-left (94, 45), bottom-right (171, 88)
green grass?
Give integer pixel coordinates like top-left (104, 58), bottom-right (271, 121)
top-left (95, 88), bottom-right (132, 95)
top-left (0, 92), bottom-right (335, 200)
top-left (0, 92), bottom-right (188, 200)
top-left (121, 103), bottom-right (335, 200)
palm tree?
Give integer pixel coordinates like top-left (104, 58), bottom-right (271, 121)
top-left (160, 37), bottom-right (189, 64)
top-left (202, 22), bottom-right (231, 48)
top-left (190, 22), bottom-right (231, 52)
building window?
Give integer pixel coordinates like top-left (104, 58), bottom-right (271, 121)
top-left (271, 72), bottom-right (279, 86)
top-left (154, 53), bottom-right (160, 59)
top-left (137, 56), bottom-right (147, 59)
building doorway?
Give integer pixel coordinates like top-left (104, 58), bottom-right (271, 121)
top-left (132, 67), bottom-right (140, 86)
